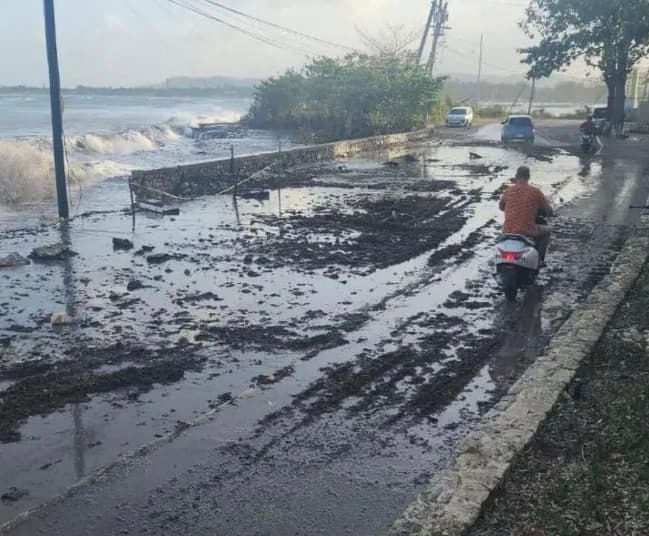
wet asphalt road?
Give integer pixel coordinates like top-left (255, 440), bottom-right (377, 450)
top-left (2, 122), bottom-right (649, 536)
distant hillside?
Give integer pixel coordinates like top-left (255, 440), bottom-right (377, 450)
top-left (0, 75), bottom-right (259, 96)
top-left (154, 76), bottom-right (259, 89)
top-left (0, 84), bottom-right (255, 98)
top-left (446, 79), bottom-right (608, 104)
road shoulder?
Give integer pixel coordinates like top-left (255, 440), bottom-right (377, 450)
top-left (468, 249), bottom-right (649, 536)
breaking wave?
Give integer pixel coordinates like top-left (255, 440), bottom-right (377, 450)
top-left (0, 110), bottom-right (242, 205)
top-left (68, 110), bottom-right (242, 155)
top-left (0, 139), bottom-right (131, 205)
top-left (0, 139), bottom-right (70, 205)
top-left (69, 126), bottom-right (180, 155)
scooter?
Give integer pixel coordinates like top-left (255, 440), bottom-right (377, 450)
top-left (494, 214), bottom-right (548, 302)
top-left (580, 130), bottom-right (597, 154)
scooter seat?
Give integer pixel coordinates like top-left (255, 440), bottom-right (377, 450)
top-left (498, 234), bottom-right (536, 247)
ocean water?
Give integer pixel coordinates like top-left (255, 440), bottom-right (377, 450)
top-left (486, 101), bottom-right (587, 117)
top-left (0, 91), bottom-right (293, 230)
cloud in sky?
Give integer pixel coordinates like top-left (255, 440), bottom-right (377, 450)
top-left (0, 0), bottom-right (579, 87)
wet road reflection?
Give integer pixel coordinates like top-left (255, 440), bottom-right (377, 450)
top-left (60, 223), bottom-right (88, 480)
top-left (491, 285), bottom-right (544, 383)
top-left (232, 194), bottom-right (241, 227)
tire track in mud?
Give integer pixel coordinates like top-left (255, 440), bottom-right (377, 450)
top-left (248, 216), bottom-right (630, 436)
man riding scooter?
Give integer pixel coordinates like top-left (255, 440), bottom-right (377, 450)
top-left (499, 166), bottom-right (554, 267)
top-left (495, 166), bottom-right (555, 300)
top-left (579, 114), bottom-right (601, 154)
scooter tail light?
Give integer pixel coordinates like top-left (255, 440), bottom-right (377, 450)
top-left (499, 249), bottom-right (524, 261)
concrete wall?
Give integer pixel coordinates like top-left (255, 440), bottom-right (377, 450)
top-left (130, 128), bottom-right (434, 200)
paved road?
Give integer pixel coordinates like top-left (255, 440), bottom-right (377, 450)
top-left (2, 123), bottom-right (649, 536)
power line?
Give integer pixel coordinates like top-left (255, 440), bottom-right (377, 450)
top-left (444, 47), bottom-right (526, 76)
top-left (165, 0), bottom-right (325, 57)
top-left (199, 0), bottom-right (356, 52)
top-left (451, 34), bottom-right (524, 55)
top-left (447, 34), bottom-right (597, 82)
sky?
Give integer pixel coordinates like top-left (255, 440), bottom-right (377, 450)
top-left (0, 0), bottom-right (590, 87)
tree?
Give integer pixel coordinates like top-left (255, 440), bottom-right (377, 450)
top-left (356, 24), bottom-right (422, 56)
top-left (245, 53), bottom-right (444, 141)
top-left (521, 0), bottom-right (649, 134)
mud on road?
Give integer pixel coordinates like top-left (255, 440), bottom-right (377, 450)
top-left (1, 126), bottom-right (649, 535)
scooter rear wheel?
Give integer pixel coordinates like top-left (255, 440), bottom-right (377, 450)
top-left (505, 287), bottom-right (518, 301)
top-left (501, 268), bottom-right (518, 302)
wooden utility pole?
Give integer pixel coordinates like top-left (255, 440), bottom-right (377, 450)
top-left (417, 1), bottom-right (436, 65)
top-left (528, 77), bottom-right (536, 115)
top-left (425, 0), bottom-right (449, 76)
top-left (476, 34), bottom-right (483, 108)
top-left (43, 0), bottom-right (69, 219)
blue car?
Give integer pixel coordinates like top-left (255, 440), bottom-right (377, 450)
top-left (501, 115), bottom-right (535, 144)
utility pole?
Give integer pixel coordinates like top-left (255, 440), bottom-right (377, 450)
top-left (417, 1), bottom-right (436, 65)
top-left (425, 0), bottom-right (449, 76)
top-left (43, 0), bottom-right (69, 220)
top-left (476, 34), bottom-right (483, 108)
top-left (528, 77), bottom-right (536, 115)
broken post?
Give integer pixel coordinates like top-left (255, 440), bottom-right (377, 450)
top-left (231, 145), bottom-right (238, 198)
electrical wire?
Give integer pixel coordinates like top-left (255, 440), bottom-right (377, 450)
top-left (444, 47), bottom-right (527, 76)
top-left (165, 0), bottom-right (427, 70)
top-left (199, 0), bottom-right (356, 52)
top-left (165, 0), bottom-right (330, 57)
top-left (445, 36), bottom-right (598, 83)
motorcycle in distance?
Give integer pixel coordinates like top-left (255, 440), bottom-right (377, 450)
top-left (494, 211), bottom-right (551, 302)
top-left (580, 129), bottom-right (597, 154)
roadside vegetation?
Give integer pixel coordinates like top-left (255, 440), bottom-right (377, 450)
top-left (475, 105), bottom-right (509, 120)
top-left (244, 52), bottom-right (445, 142)
top-left (531, 107), bottom-right (591, 120)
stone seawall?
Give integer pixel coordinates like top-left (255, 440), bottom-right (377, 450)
top-left (130, 128), bottom-right (434, 200)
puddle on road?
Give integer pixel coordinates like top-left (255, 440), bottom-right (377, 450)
top-left (0, 140), bottom-right (617, 528)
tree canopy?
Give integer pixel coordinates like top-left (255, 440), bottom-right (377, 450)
top-left (245, 53), bottom-right (444, 141)
top-left (521, 0), bottom-right (649, 131)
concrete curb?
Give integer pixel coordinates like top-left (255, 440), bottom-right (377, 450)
top-left (389, 216), bottom-right (649, 536)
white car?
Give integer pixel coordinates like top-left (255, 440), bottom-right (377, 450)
top-left (445, 107), bottom-right (474, 128)
top-left (592, 105), bottom-right (611, 135)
